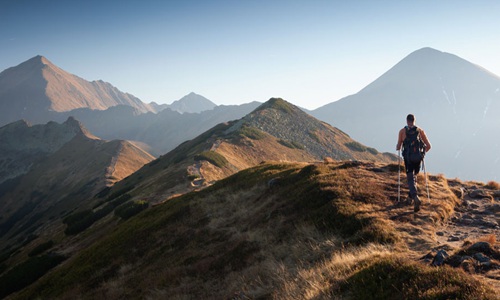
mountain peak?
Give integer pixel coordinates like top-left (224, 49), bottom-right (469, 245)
top-left (63, 116), bottom-right (98, 139)
top-left (168, 92), bottom-right (217, 114)
top-left (19, 55), bottom-right (53, 70)
top-left (254, 97), bottom-right (296, 114)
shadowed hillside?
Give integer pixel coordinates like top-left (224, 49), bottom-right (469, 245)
top-left (0, 118), bottom-right (154, 270)
top-left (9, 161), bottom-right (499, 299)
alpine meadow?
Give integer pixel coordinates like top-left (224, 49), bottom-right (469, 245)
top-left (1, 42), bottom-right (500, 299)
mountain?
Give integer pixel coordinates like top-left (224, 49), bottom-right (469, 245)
top-left (7, 160), bottom-right (500, 299)
top-left (106, 98), bottom-right (396, 202)
top-left (37, 101), bottom-right (260, 157)
top-left (312, 47), bottom-right (500, 181)
top-left (2, 98), bottom-right (499, 298)
top-left (0, 117), bottom-right (88, 184)
top-left (0, 117), bottom-right (154, 245)
top-left (0, 56), bottom-right (155, 126)
top-left (167, 92), bottom-right (217, 113)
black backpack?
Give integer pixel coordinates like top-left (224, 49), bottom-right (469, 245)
top-left (403, 126), bottom-right (425, 164)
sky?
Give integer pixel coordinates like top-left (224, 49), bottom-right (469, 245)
top-left (1, 0), bottom-right (500, 110)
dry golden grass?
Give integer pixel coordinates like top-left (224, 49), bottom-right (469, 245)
top-left (14, 161), bottom-right (499, 299)
top-left (485, 181), bottom-right (500, 190)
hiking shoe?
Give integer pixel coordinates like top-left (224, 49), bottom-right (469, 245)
top-left (413, 196), bottom-right (421, 212)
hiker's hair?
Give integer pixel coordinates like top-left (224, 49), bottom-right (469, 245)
top-left (406, 114), bottom-right (415, 122)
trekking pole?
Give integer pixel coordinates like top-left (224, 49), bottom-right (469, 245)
top-left (397, 150), bottom-right (401, 203)
top-left (422, 157), bottom-right (430, 202)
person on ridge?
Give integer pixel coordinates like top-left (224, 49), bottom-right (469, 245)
top-left (396, 114), bottom-right (431, 212)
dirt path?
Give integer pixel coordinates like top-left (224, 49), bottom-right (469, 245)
top-left (436, 190), bottom-right (500, 248)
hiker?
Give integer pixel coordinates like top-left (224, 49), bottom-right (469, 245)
top-left (396, 114), bottom-right (431, 212)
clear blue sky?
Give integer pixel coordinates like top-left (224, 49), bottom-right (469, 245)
top-left (1, 0), bottom-right (500, 109)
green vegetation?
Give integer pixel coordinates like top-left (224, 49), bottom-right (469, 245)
top-left (12, 162), bottom-right (496, 299)
top-left (308, 130), bottom-right (321, 143)
top-left (94, 186), bottom-right (111, 198)
top-left (115, 200), bottom-right (149, 220)
top-left (254, 98), bottom-right (294, 114)
top-left (345, 141), bottom-right (367, 152)
top-left (239, 126), bottom-right (267, 140)
top-left (278, 139), bottom-right (304, 150)
top-left (194, 151), bottom-right (228, 168)
top-left (28, 240), bottom-right (54, 257)
top-left (344, 257), bottom-right (497, 300)
top-left (0, 254), bottom-right (66, 299)
top-left (63, 194), bottom-right (132, 235)
top-left (0, 201), bottom-right (38, 238)
top-left (104, 185), bottom-right (135, 201)
top-left (343, 141), bottom-right (379, 155)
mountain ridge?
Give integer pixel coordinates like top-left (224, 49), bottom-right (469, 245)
top-left (0, 56), bottom-right (155, 126)
top-left (312, 47), bottom-right (500, 181)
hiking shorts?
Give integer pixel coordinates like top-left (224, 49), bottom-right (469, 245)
top-left (404, 160), bottom-right (421, 175)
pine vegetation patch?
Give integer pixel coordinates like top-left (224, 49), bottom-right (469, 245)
top-left (115, 200), bottom-right (149, 220)
top-left (278, 139), bottom-right (304, 150)
top-left (343, 141), bottom-right (379, 155)
top-left (194, 151), bottom-right (228, 168)
top-left (239, 126), bottom-right (267, 140)
top-left (28, 240), bottom-right (54, 257)
top-left (63, 194), bottom-right (133, 235)
top-left (0, 254), bottom-right (66, 299)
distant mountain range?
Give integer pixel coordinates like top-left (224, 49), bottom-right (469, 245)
top-left (0, 56), bottom-right (260, 156)
top-left (3, 49), bottom-right (500, 182)
top-left (166, 92), bottom-right (217, 113)
top-left (2, 98), bottom-right (496, 299)
top-left (0, 98), bottom-right (395, 298)
top-left (312, 47), bottom-right (500, 181)
top-left (107, 98), bottom-right (396, 202)
top-left (0, 56), bottom-right (156, 126)
top-left (0, 117), bottom-right (153, 243)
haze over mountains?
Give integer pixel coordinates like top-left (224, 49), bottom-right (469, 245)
top-left (0, 56), bottom-right (262, 156)
top-left (0, 56), bottom-right (155, 126)
top-left (1, 50), bottom-right (500, 298)
top-left (312, 47), bottom-right (500, 181)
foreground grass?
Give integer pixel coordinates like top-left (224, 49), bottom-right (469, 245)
top-left (13, 161), bottom-right (497, 299)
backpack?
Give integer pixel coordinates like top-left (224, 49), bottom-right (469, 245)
top-left (402, 126), bottom-right (425, 164)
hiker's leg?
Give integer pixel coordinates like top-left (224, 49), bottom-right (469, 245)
top-left (406, 168), bottom-right (417, 199)
top-left (411, 163), bottom-right (421, 212)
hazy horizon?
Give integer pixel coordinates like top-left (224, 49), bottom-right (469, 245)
top-left (2, 0), bottom-right (500, 110)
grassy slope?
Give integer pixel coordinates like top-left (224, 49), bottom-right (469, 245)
top-left (14, 161), bottom-right (497, 299)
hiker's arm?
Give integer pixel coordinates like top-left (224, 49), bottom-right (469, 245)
top-left (420, 130), bottom-right (432, 152)
top-left (396, 129), bottom-right (404, 151)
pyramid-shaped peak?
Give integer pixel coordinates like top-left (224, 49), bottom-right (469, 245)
top-left (18, 55), bottom-right (54, 69)
top-left (253, 98), bottom-right (299, 114)
top-left (168, 92), bottom-right (217, 113)
top-left (63, 116), bottom-right (98, 139)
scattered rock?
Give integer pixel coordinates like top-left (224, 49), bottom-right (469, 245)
top-left (467, 242), bottom-right (498, 258)
top-left (431, 249), bottom-right (449, 266)
top-left (448, 236), bottom-right (460, 242)
top-left (488, 204), bottom-right (500, 213)
top-left (469, 189), bottom-right (490, 199)
top-left (469, 203), bottom-right (480, 209)
top-left (473, 253), bottom-right (491, 266)
top-left (436, 231), bottom-right (445, 236)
